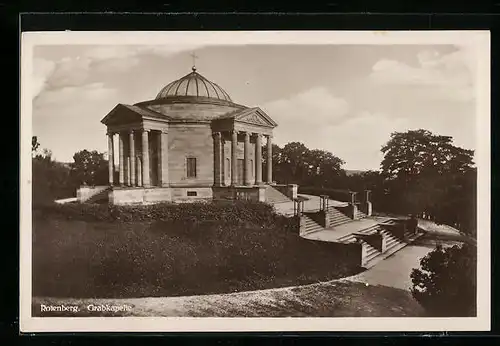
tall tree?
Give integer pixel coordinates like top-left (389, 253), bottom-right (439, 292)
top-left (380, 129), bottom-right (476, 235)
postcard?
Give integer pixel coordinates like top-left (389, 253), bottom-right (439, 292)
top-left (20, 30), bottom-right (490, 332)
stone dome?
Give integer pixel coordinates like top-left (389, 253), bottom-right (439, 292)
top-left (155, 67), bottom-right (232, 102)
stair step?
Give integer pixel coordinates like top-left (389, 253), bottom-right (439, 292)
top-left (365, 251), bottom-right (380, 263)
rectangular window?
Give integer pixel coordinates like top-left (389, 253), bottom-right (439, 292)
top-left (187, 157), bottom-right (197, 178)
top-left (187, 191), bottom-right (197, 197)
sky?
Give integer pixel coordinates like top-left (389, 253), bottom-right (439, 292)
top-left (32, 43), bottom-right (477, 170)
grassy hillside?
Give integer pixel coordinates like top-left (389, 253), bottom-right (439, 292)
top-left (33, 201), bottom-right (361, 298)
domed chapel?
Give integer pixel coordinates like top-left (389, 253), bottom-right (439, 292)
top-left (97, 65), bottom-right (298, 205)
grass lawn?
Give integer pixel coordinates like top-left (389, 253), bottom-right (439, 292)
top-left (33, 202), bottom-right (361, 299)
top-left (32, 280), bottom-right (426, 317)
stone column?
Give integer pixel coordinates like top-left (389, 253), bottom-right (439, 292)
top-left (244, 132), bottom-right (252, 186)
top-left (137, 157), bottom-right (143, 187)
top-left (107, 132), bottom-right (114, 186)
top-left (158, 130), bottom-right (169, 187)
top-left (118, 132), bottom-right (125, 186)
top-left (266, 135), bottom-right (273, 183)
top-left (231, 130), bottom-right (238, 186)
top-left (221, 138), bottom-right (226, 185)
top-left (129, 130), bottom-right (136, 186)
top-left (255, 133), bottom-right (262, 185)
top-left (126, 156), bottom-right (131, 186)
top-left (141, 129), bottom-right (151, 188)
top-left (213, 132), bottom-right (222, 186)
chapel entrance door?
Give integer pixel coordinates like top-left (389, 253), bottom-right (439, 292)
top-left (237, 159), bottom-right (244, 185)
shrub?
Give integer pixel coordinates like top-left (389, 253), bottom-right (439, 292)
top-left (410, 243), bottom-right (476, 317)
top-left (33, 200), bottom-right (281, 228)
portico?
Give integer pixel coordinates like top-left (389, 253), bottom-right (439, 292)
top-left (106, 127), bottom-right (169, 189)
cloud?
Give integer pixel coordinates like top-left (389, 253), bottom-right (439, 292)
top-left (34, 44), bottom-right (206, 98)
top-left (263, 87), bottom-right (350, 126)
top-left (262, 86), bottom-right (412, 169)
top-left (32, 58), bottom-right (56, 99)
top-left (46, 56), bottom-right (92, 90)
top-left (325, 111), bottom-right (411, 170)
top-left (34, 82), bottom-right (117, 109)
top-left (33, 81), bottom-right (120, 162)
top-left (370, 46), bottom-right (475, 102)
top-left (262, 87), bottom-right (351, 152)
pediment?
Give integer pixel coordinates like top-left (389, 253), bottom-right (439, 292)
top-left (233, 107), bottom-right (277, 128)
top-left (101, 104), bottom-right (169, 126)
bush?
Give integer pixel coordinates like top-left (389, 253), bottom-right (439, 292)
top-left (34, 200), bottom-right (280, 228)
top-left (410, 243), bottom-right (476, 317)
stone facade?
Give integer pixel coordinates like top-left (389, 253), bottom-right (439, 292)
top-left (95, 67), bottom-right (280, 205)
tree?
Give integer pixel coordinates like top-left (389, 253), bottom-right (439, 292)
top-left (32, 148), bottom-right (72, 205)
top-left (263, 142), bottom-right (345, 187)
top-left (70, 150), bottom-right (109, 187)
top-left (381, 129), bottom-right (474, 181)
top-left (410, 243), bottom-right (476, 317)
top-left (32, 136), bottom-right (40, 153)
top-left (379, 129), bottom-right (476, 235)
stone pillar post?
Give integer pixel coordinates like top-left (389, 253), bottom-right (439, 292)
top-left (158, 130), bottom-right (169, 187)
top-left (362, 190), bottom-right (373, 216)
top-left (137, 157), bottom-right (143, 187)
top-left (141, 129), bottom-right (150, 188)
top-left (231, 130), bottom-right (238, 186)
top-left (255, 133), bottom-right (262, 185)
top-left (213, 132), bottom-right (222, 186)
top-left (107, 132), bottom-right (114, 186)
top-left (129, 130), bottom-right (136, 186)
top-left (126, 156), bottom-right (131, 186)
top-left (266, 135), bottom-right (273, 183)
top-left (221, 138), bottom-right (226, 185)
top-left (118, 132), bottom-right (125, 186)
top-left (244, 132), bottom-right (252, 186)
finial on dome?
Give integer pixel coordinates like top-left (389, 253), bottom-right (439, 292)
top-left (190, 52), bottom-right (198, 72)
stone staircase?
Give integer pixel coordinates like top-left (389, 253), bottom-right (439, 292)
top-left (359, 239), bottom-right (381, 265)
top-left (266, 186), bottom-right (292, 204)
top-left (334, 219), bottom-right (423, 268)
top-left (326, 206), bottom-right (353, 227)
top-left (86, 187), bottom-right (111, 204)
top-left (301, 214), bottom-right (324, 236)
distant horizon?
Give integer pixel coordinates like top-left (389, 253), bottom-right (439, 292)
top-left (33, 43), bottom-right (477, 171)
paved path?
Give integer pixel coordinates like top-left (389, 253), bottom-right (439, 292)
top-left (345, 230), bottom-right (465, 291)
top-left (34, 279), bottom-right (424, 318)
top-left (345, 243), bottom-right (435, 290)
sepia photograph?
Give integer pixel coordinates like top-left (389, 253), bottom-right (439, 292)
top-left (20, 31), bottom-right (490, 332)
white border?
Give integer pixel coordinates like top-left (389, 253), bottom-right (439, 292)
top-left (20, 30), bottom-right (491, 333)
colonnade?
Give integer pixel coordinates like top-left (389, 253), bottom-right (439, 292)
top-left (213, 130), bottom-right (272, 186)
top-left (107, 129), bottom-right (168, 188)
